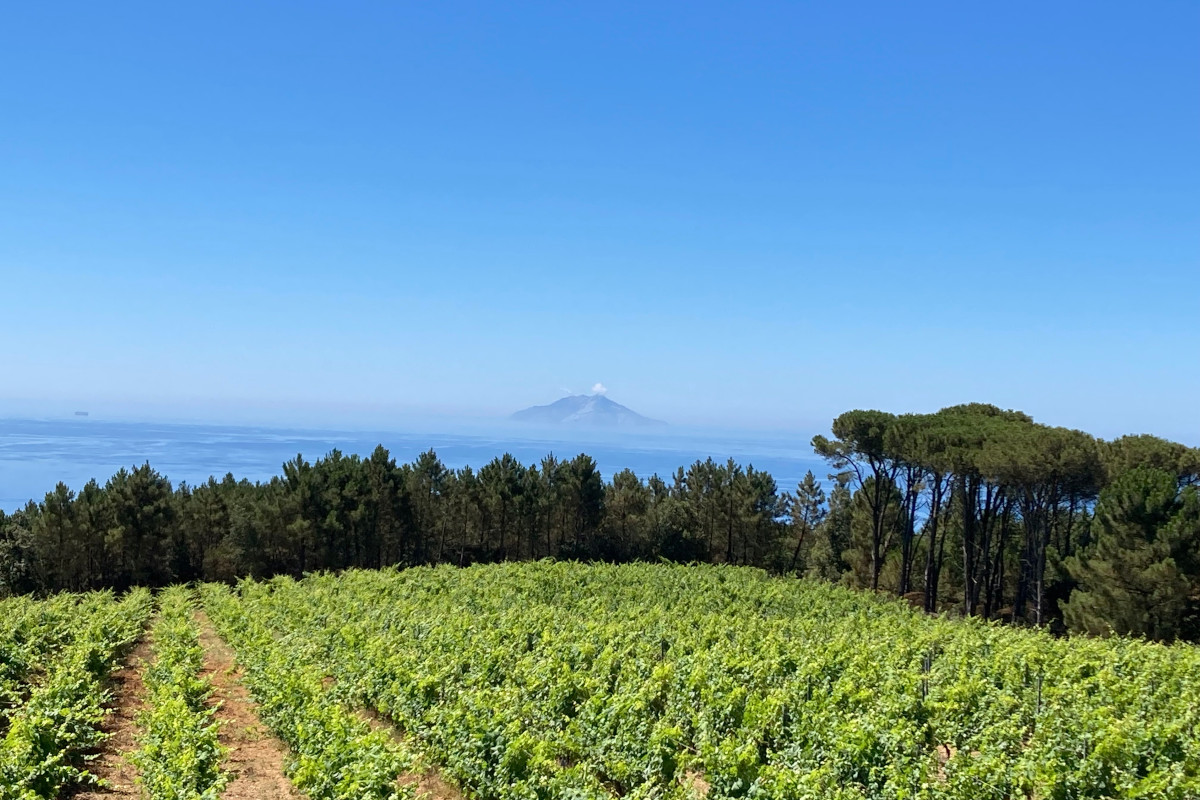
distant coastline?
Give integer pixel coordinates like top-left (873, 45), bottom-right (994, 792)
top-left (0, 417), bottom-right (822, 513)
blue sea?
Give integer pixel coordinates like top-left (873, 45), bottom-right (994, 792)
top-left (0, 417), bottom-right (826, 512)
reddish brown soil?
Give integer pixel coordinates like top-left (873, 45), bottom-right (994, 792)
top-left (681, 769), bottom-right (712, 798)
top-left (357, 704), bottom-right (465, 800)
top-left (398, 767), bottom-right (466, 799)
top-left (73, 636), bottom-right (153, 799)
top-left (195, 611), bottom-right (302, 800)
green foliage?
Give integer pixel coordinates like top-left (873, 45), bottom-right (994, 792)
top-left (805, 475), bottom-right (852, 582)
top-left (785, 471), bottom-right (826, 573)
top-left (200, 583), bottom-right (414, 800)
top-left (4, 402), bottom-right (1200, 639)
top-left (1102, 435), bottom-right (1200, 488)
top-left (842, 476), bottom-right (908, 590)
top-left (1064, 469), bottom-right (1200, 641)
top-left (0, 588), bottom-right (152, 799)
top-left (0, 593), bottom-right (109, 721)
top-left (206, 563), bottom-right (1200, 800)
top-left (131, 586), bottom-right (227, 800)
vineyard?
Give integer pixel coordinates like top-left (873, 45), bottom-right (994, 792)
top-left (0, 589), bottom-right (151, 799)
top-left (0, 564), bottom-right (1196, 799)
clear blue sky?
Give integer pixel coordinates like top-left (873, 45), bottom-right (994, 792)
top-left (1, 2), bottom-right (1197, 440)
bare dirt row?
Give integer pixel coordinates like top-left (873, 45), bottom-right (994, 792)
top-left (74, 635), bottom-right (153, 800)
top-left (195, 611), bottom-right (300, 800)
top-left (72, 610), bottom-right (462, 800)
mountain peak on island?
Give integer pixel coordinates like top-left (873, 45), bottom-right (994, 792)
top-left (511, 395), bottom-right (666, 429)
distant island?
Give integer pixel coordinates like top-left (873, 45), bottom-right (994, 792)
top-left (511, 394), bottom-right (666, 429)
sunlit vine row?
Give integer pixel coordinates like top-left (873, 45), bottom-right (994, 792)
top-left (0, 593), bottom-right (122, 725)
top-left (132, 586), bottom-right (227, 800)
top-left (200, 583), bottom-right (416, 800)
top-left (229, 563), bottom-right (1200, 800)
top-left (0, 588), bottom-right (152, 800)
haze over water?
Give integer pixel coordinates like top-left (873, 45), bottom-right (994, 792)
top-left (0, 417), bottom-right (825, 513)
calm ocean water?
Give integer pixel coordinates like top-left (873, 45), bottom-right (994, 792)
top-left (0, 418), bottom-right (826, 512)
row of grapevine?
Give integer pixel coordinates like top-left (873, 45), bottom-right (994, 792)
top-left (200, 583), bottom-right (417, 800)
top-left (0, 588), bottom-right (152, 800)
top-left (0, 593), bottom-right (124, 723)
top-left (132, 586), bottom-right (227, 800)
top-left (225, 563), bottom-right (1200, 800)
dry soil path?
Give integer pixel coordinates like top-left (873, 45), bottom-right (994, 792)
top-left (73, 635), bottom-right (153, 799)
top-left (195, 610), bottom-right (302, 800)
top-left (81, 608), bottom-right (465, 800)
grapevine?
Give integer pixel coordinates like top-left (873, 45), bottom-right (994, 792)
top-left (0, 588), bottom-right (152, 800)
top-left (214, 563), bottom-right (1200, 800)
top-left (200, 583), bottom-right (416, 800)
top-left (132, 585), bottom-right (228, 800)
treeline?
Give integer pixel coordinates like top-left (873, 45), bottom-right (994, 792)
top-left (2, 403), bottom-right (1198, 640)
top-left (811, 404), bottom-right (1200, 641)
top-left (0, 449), bottom-right (788, 593)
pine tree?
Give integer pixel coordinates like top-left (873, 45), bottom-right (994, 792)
top-left (786, 471), bottom-right (826, 573)
top-left (805, 475), bottom-right (853, 582)
top-left (1063, 468), bottom-right (1200, 641)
